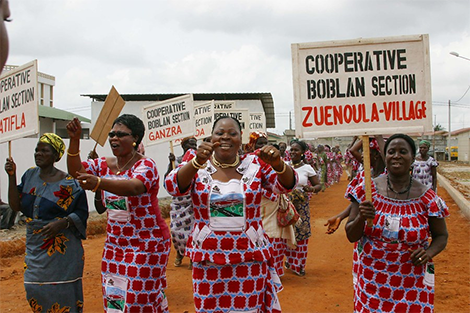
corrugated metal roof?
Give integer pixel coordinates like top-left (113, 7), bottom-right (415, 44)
top-left (81, 92), bottom-right (275, 128)
top-left (38, 105), bottom-right (91, 123)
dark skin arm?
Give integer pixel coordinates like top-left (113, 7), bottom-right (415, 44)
top-left (349, 140), bottom-right (363, 164)
top-left (5, 157), bottom-right (20, 212)
top-left (431, 166), bottom-right (437, 192)
top-left (349, 135), bottom-right (385, 164)
top-left (66, 117), bottom-right (86, 176)
top-left (410, 217), bottom-right (448, 265)
top-left (325, 204), bottom-right (351, 234)
top-left (39, 217), bottom-right (71, 239)
top-left (303, 174), bottom-right (321, 194)
top-left (87, 150), bottom-right (106, 214)
top-left (164, 153), bottom-right (176, 178)
top-left (94, 191), bottom-right (107, 214)
top-left (345, 200), bottom-right (375, 242)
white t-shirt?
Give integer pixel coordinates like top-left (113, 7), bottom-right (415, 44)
top-left (292, 164), bottom-right (317, 189)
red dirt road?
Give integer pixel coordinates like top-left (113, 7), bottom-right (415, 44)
top-left (1, 175), bottom-right (469, 312)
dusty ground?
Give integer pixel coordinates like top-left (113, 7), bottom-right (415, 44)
top-left (0, 164), bottom-right (469, 312)
top-left (437, 161), bottom-right (470, 201)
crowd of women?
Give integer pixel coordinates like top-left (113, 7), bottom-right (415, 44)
top-left (3, 111), bottom-right (448, 313)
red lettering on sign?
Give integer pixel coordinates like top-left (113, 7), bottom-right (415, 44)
top-left (0, 112), bottom-right (27, 134)
top-left (148, 125), bottom-right (183, 141)
top-left (302, 106), bottom-right (313, 127)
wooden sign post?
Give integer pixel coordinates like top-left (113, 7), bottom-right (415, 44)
top-left (361, 135), bottom-right (373, 227)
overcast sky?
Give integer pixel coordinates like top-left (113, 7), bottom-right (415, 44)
top-left (5, 0), bottom-right (470, 134)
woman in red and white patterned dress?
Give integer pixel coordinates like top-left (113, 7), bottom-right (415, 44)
top-left (67, 115), bottom-right (170, 313)
top-left (345, 134), bottom-right (449, 313)
top-left (165, 117), bottom-right (297, 313)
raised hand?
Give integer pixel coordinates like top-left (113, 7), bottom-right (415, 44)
top-left (66, 117), bottom-right (82, 140)
top-left (324, 216), bottom-right (342, 234)
top-left (196, 141), bottom-right (218, 165)
top-left (257, 145), bottom-right (283, 171)
top-left (5, 157), bottom-right (16, 176)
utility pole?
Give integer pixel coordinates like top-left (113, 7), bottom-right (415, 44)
top-left (447, 100), bottom-right (451, 161)
top-left (289, 110), bottom-right (292, 130)
top-left (432, 114), bottom-right (436, 159)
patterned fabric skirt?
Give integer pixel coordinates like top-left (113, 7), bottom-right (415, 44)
top-left (101, 238), bottom-right (171, 313)
top-left (269, 237), bottom-right (287, 277)
top-left (352, 241), bottom-right (360, 287)
top-left (355, 238), bottom-right (434, 313)
top-left (327, 164), bottom-right (335, 186)
top-left (320, 165), bottom-right (328, 189)
top-left (169, 196), bottom-right (194, 256)
top-left (192, 260), bottom-right (282, 313)
top-left (24, 220), bottom-right (85, 313)
top-left (285, 239), bottom-right (309, 275)
top-left (334, 162), bottom-right (343, 183)
top-left (25, 280), bottom-right (84, 313)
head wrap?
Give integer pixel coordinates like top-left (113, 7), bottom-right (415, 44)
top-left (369, 138), bottom-right (380, 152)
top-left (39, 133), bottom-right (65, 161)
top-left (245, 131), bottom-right (267, 153)
top-left (419, 140), bottom-right (431, 147)
top-left (181, 136), bottom-right (196, 148)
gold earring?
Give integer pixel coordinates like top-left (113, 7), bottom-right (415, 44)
top-left (133, 142), bottom-right (136, 147)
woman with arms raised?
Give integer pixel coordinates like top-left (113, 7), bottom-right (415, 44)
top-left (345, 134), bottom-right (448, 312)
top-left (5, 134), bottom-right (88, 312)
top-left (66, 114), bottom-right (170, 313)
top-left (165, 116), bottom-right (296, 313)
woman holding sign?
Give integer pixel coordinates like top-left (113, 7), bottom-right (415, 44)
top-left (345, 134), bottom-right (449, 313)
top-left (164, 116), bottom-right (296, 313)
top-left (66, 115), bottom-right (171, 313)
top-left (5, 133), bottom-right (88, 312)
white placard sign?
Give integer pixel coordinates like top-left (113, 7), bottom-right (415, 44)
top-left (292, 34), bottom-right (432, 138)
top-left (173, 100), bottom-right (214, 145)
top-left (249, 112), bottom-right (266, 133)
top-left (194, 100), bottom-right (214, 140)
top-left (214, 100), bottom-right (236, 111)
top-left (0, 60), bottom-right (39, 143)
top-left (214, 108), bottom-right (250, 143)
top-left (143, 94), bottom-right (194, 146)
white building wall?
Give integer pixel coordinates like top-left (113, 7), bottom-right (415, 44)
top-left (457, 132), bottom-right (470, 162)
top-left (38, 72), bottom-right (55, 107)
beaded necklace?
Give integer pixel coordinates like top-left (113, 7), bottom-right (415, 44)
top-left (387, 175), bottom-right (413, 198)
top-left (212, 154), bottom-right (240, 169)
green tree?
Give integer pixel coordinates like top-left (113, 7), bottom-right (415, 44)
top-left (434, 124), bottom-right (445, 131)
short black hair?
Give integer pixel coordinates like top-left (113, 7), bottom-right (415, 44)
top-left (290, 139), bottom-right (308, 154)
top-left (384, 133), bottom-right (416, 158)
top-left (113, 114), bottom-right (145, 148)
top-left (211, 116), bottom-right (242, 133)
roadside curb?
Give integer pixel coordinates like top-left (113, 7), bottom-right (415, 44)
top-left (437, 173), bottom-right (470, 219)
